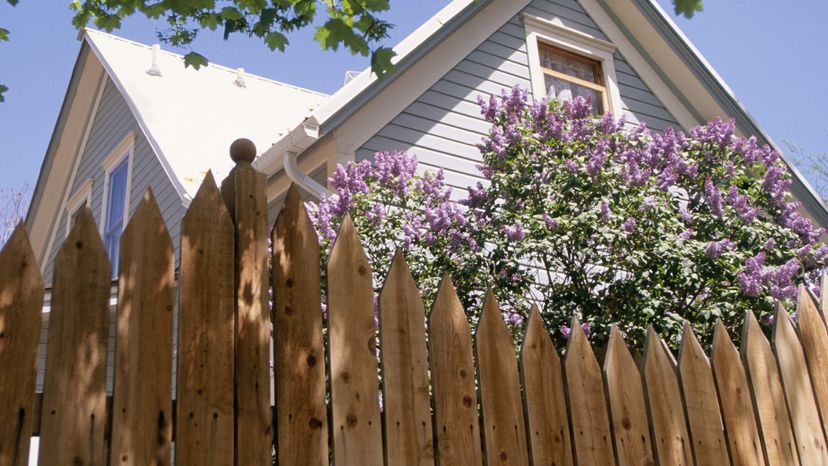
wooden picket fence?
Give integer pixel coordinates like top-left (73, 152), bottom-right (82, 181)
top-left (3, 145), bottom-right (828, 465)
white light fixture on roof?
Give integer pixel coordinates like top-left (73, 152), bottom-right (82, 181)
top-left (146, 44), bottom-right (162, 77)
top-left (234, 68), bottom-right (247, 88)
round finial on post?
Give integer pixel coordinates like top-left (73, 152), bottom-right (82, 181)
top-left (230, 138), bottom-right (257, 164)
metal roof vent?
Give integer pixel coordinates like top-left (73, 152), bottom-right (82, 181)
top-left (146, 44), bottom-right (162, 77)
top-left (234, 68), bottom-right (247, 88)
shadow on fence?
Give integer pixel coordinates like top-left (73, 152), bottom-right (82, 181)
top-left (3, 141), bottom-right (828, 465)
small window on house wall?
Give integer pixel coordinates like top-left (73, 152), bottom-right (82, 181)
top-left (539, 44), bottom-right (607, 115)
top-left (100, 132), bottom-right (134, 279)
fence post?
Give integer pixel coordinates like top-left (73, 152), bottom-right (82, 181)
top-left (220, 139), bottom-right (273, 466)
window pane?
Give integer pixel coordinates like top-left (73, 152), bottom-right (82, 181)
top-left (105, 158), bottom-right (129, 278)
top-left (544, 74), bottom-right (602, 114)
top-left (540, 48), bottom-right (595, 82)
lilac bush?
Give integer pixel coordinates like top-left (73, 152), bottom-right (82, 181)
top-left (470, 86), bottom-right (827, 347)
top-left (307, 151), bottom-right (486, 313)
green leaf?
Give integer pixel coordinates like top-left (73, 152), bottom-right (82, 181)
top-left (673, 0), bottom-right (703, 18)
top-left (0, 28), bottom-right (8, 41)
top-left (183, 51), bottom-right (209, 69)
top-left (264, 31), bottom-right (288, 51)
top-left (0, 84), bottom-right (7, 103)
top-left (370, 46), bottom-right (395, 78)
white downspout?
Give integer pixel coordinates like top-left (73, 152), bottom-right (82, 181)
top-left (283, 151), bottom-right (328, 198)
top-left (255, 117), bottom-right (330, 198)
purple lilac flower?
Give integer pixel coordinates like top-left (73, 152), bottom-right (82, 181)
top-left (679, 228), bottom-right (694, 240)
top-left (621, 218), bottom-right (636, 232)
top-left (463, 182), bottom-right (488, 208)
top-left (581, 322), bottom-right (592, 337)
top-left (503, 223), bottom-right (526, 241)
top-left (544, 214), bottom-right (559, 231)
top-left (763, 238), bottom-right (776, 251)
top-left (679, 209), bottom-right (693, 224)
top-left (726, 186), bottom-right (758, 222)
top-left (560, 325), bottom-right (571, 338)
top-left (704, 178), bottom-right (723, 217)
top-left (705, 239), bottom-right (735, 259)
top-left (600, 202), bottom-right (611, 220)
top-left (565, 160), bottom-right (579, 173)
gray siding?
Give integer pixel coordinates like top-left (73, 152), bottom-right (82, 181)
top-left (43, 80), bottom-right (186, 283)
top-left (357, 0), bottom-right (680, 194)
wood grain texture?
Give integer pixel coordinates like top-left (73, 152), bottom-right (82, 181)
top-left (797, 286), bottom-right (828, 445)
top-left (520, 306), bottom-right (573, 466)
top-left (772, 305), bottom-right (828, 465)
top-left (272, 185), bottom-right (328, 466)
top-left (110, 190), bottom-right (174, 466)
top-left (603, 326), bottom-right (654, 466)
top-left (564, 317), bottom-right (615, 466)
top-left (379, 252), bottom-right (434, 466)
top-left (741, 311), bottom-right (799, 466)
top-left (642, 327), bottom-right (693, 466)
top-left (221, 163), bottom-right (273, 465)
top-left (677, 323), bottom-right (730, 466)
top-left (475, 291), bottom-right (529, 466)
top-left (327, 215), bottom-right (383, 465)
top-left (710, 320), bottom-right (765, 466)
top-left (39, 209), bottom-right (110, 466)
top-left (427, 276), bottom-right (482, 466)
top-left (0, 226), bottom-right (43, 466)
top-left (175, 173), bottom-right (235, 466)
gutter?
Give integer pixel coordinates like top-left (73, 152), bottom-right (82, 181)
top-left (253, 117), bottom-right (328, 198)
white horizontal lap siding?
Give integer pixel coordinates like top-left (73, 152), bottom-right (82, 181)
top-left (356, 0), bottom-right (680, 194)
top-left (43, 80), bottom-right (187, 284)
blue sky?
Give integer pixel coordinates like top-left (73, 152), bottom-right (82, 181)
top-left (0, 0), bottom-right (826, 196)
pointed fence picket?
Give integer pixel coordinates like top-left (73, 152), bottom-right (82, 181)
top-left (3, 143), bottom-right (828, 465)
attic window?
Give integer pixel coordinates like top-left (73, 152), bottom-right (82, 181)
top-left (523, 13), bottom-right (622, 116)
top-left (539, 44), bottom-right (606, 114)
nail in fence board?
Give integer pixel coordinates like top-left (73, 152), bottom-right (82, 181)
top-left (772, 307), bottom-right (828, 465)
top-left (0, 227), bottom-right (43, 466)
top-left (475, 291), bottom-right (529, 466)
top-left (797, 287), bottom-right (828, 444)
top-left (175, 174), bottom-right (235, 466)
top-left (741, 312), bottom-right (799, 466)
top-left (710, 321), bottom-right (765, 466)
top-left (642, 327), bottom-right (693, 466)
top-left (110, 190), bottom-right (174, 466)
top-left (428, 277), bottom-right (483, 466)
top-left (221, 163), bottom-right (273, 465)
top-left (603, 326), bottom-right (654, 466)
top-left (38, 210), bottom-right (110, 466)
top-left (678, 324), bottom-right (730, 466)
top-left (327, 215), bottom-right (383, 465)
top-left (379, 252), bottom-right (435, 466)
top-left (565, 317), bottom-right (615, 465)
top-left (272, 185), bottom-right (329, 466)
top-left (520, 306), bottom-right (573, 466)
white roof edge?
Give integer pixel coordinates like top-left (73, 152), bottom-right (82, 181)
top-left (309, 0), bottom-right (476, 125)
top-left (82, 29), bottom-right (191, 202)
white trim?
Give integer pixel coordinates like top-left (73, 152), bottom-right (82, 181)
top-left (64, 179), bottom-right (93, 238)
top-left (522, 13), bottom-right (624, 116)
top-left (41, 72), bottom-right (108, 275)
top-left (99, 132), bottom-right (135, 236)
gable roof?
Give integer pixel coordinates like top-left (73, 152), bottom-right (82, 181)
top-left (83, 29), bottom-right (328, 198)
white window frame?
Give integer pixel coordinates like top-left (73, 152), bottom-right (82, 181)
top-left (99, 132), bottom-right (135, 238)
top-left (64, 178), bottom-right (93, 238)
top-left (522, 13), bottom-right (624, 116)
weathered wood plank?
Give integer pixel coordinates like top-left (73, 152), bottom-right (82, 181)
top-left (38, 209), bottom-right (110, 466)
top-left (678, 323), bottom-right (730, 466)
top-left (428, 276), bottom-right (482, 466)
top-left (642, 326), bottom-right (693, 466)
top-left (0, 226), bottom-right (43, 466)
top-left (797, 286), bottom-right (828, 445)
top-left (520, 306), bottom-right (573, 466)
top-left (110, 190), bottom-right (174, 466)
top-left (327, 215), bottom-right (383, 465)
top-left (741, 311), bottom-right (799, 466)
top-left (175, 173), bottom-right (235, 466)
top-left (710, 320), bottom-right (765, 466)
top-left (603, 325), bottom-right (654, 466)
top-left (565, 317), bottom-right (615, 466)
top-left (221, 158), bottom-right (273, 465)
top-left (272, 185), bottom-right (328, 466)
top-left (773, 305), bottom-right (828, 465)
top-left (379, 252), bottom-right (434, 466)
top-left (475, 291), bottom-right (529, 466)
